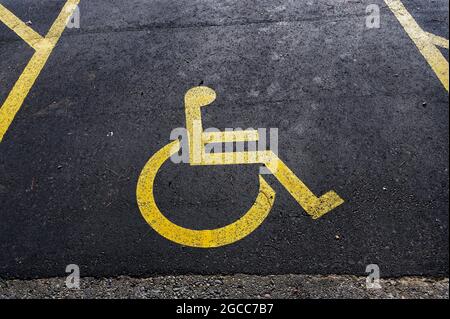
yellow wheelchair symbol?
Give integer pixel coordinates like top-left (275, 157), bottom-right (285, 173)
top-left (137, 87), bottom-right (344, 248)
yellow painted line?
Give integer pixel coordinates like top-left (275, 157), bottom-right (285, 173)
top-left (425, 32), bottom-right (449, 49)
top-left (203, 150), bottom-right (344, 219)
top-left (385, 0), bottom-right (449, 92)
top-left (46, 1), bottom-right (80, 45)
top-left (264, 152), bottom-right (344, 219)
top-left (0, 0), bottom-right (80, 142)
top-left (0, 4), bottom-right (44, 50)
top-left (184, 86), bottom-right (216, 164)
top-left (203, 130), bottom-right (259, 144)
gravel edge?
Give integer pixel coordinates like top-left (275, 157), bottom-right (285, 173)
top-left (0, 274), bottom-right (448, 299)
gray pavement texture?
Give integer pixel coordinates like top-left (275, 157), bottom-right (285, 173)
top-left (0, 274), bottom-right (448, 299)
top-left (0, 0), bottom-right (449, 284)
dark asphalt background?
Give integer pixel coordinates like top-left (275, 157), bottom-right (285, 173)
top-left (0, 0), bottom-right (448, 279)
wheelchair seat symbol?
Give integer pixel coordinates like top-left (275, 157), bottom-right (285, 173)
top-left (137, 86), bottom-right (344, 248)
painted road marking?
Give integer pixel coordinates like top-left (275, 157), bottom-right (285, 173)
top-left (137, 87), bottom-right (344, 248)
top-left (425, 32), bottom-right (449, 50)
top-left (0, 5), bottom-right (44, 50)
top-left (385, 0), bottom-right (449, 92)
top-left (0, 0), bottom-right (80, 142)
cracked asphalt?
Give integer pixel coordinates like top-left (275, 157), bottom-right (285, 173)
top-left (0, 0), bottom-right (448, 298)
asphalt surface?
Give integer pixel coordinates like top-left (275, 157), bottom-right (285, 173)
top-left (0, 0), bottom-right (448, 280)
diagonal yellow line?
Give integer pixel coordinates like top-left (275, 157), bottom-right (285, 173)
top-left (0, 0), bottom-right (80, 142)
top-left (425, 32), bottom-right (449, 49)
top-left (46, 1), bottom-right (80, 45)
top-left (0, 3), bottom-right (44, 50)
top-left (385, 0), bottom-right (449, 92)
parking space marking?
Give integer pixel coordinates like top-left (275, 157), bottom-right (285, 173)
top-left (425, 32), bottom-right (449, 50)
top-left (0, 0), bottom-right (80, 142)
top-left (0, 5), bottom-right (44, 50)
top-left (385, 0), bottom-right (449, 92)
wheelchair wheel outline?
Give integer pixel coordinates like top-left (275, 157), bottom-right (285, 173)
top-left (136, 139), bottom-right (276, 248)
